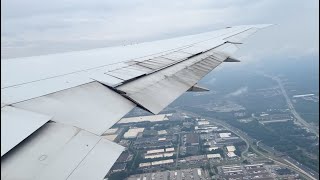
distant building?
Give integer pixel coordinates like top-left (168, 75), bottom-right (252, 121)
top-left (208, 146), bottom-right (219, 151)
top-left (158, 130), bottom-right (167, 135)
top-left (139, 162), bottom-right (151, 168)
top-left (123, 128), bottom-right (145, 139)
top-left (226, 145), bottom-right (236, 152)
top-left (219, 163), bottom-right (275, 179)
top-left (118, 114), bottom-right (171, 124)
top-left (144, 151), bottom-right (174, 159)
top-left (165, 147), bottom-right (175, 152)
top-left (151, 159), bottom-right (174, 166)
top-left (227, 152), bottom-right (237, 158)
top-left (163, 153), bottom-right (174, 157)
top-left (219, 133), bottom-right (232, 138)
top-left (207, 154), bottom-right (221, 159)
top-left (145, 154), bottom-right (163, 159)
top-left (127, 168), bottom-right (208, 180)
top-left (146, 149), bottom-right (165, 154)
top-left (198, 120), bottom-right (210, 125)
top-left (195, 125), bottom-right (218, 131)
top-left (260, 113), bottom-right (269, 117)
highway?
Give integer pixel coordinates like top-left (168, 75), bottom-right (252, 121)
top-left (256, 141), bottom-right (319, 180)
top-left (264, 74), bottom-right (319, 137)
top-left (177, 110), bottom-right (319, 180)
top-left (210, 117), bottom-right (319, 180)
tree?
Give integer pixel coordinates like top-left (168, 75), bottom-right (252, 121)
top-left (242, 159), bottom-right (249, 164)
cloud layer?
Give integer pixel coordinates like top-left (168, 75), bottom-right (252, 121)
top-left (1, 0), bottom-right (319, 58)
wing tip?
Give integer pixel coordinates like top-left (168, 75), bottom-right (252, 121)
top-left (255, 24), bottom-right (274, 28)
top-left (226, 24), bottom-right (274, 29)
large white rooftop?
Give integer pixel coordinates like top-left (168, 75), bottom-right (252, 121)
top-left (151, 159), bottom-right (174, 166)
top-left (118, 114), bottom-right (171, 124)
top-left (139, 162), bottom-right (151, 168)
top-left (219, 133), bottom-right (231, 138)
top-left (198, 120), bottom-right (209, 125)
top-left (123, 128), bottom-right (144, 138)
top-left (208, 146), bottom-right (219, 151)
top-left (165, 148), bottom-right (175, 152)
top-left (226, 145), bottom-right (236, 152)
top-left (158, 130), bottom-right (167, 135)
top-left (146, 149), bottom-right (165, 154)
top-left (145, 154), bottom-right (163, 159)
top-left (207, 154), bottom-right (221, 159)
top-left (227, 152), bottom-right (237, 157)
top-left (163, 153), bottom-right (174, 157)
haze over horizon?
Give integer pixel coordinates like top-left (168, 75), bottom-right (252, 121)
top-left (1, 0), bottom-right (319, 61)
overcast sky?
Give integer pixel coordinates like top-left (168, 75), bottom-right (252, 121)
top-left (1, 0), bottom-right (319, 60)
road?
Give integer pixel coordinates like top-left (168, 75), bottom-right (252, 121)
top-left (177, 110), bottom-right (319, 180)
top-left (175, 133), bottom-right (180, 167)
top-left (212, 116), bottom-right (319, 180)
top-left (255, 141), bottom-right (319, 179)
top-left (263, 74), bottom-right (319, 137)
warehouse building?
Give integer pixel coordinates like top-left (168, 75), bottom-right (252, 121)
top-left (123, 128), bottom-right (145, 139)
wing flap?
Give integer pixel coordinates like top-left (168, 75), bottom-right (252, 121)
top-left (35, 129), bottom-right (102, 180)
top-left (1, 122), bottom-right (124, 180)
top-left (66, 137), bottom-right (124, 180)
top-left (13, 82), bottom-right (136, 135)
top-left (1, 106), bottom-right (52, 156)
top-left (117, 49), bottom-right (226, 114)
top-left (115, 24), bottom-right (272, 114)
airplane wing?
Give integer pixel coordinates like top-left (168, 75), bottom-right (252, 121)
top-left (1, 24), bottom-right (272, 180)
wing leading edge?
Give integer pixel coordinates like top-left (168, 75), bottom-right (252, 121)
top-left (1, 24), bottom-right (272, 180)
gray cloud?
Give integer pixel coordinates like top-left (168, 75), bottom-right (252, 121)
top-left (1, 0), bottom-right (319, 58)
top-left (226, 86), bottom-right (248, 97)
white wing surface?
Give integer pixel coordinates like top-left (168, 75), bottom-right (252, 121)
top-left (1, 24), bottom-right (271, 180)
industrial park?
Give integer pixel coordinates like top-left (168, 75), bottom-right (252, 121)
top-left (104, 112), bottom-right (307, 180)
